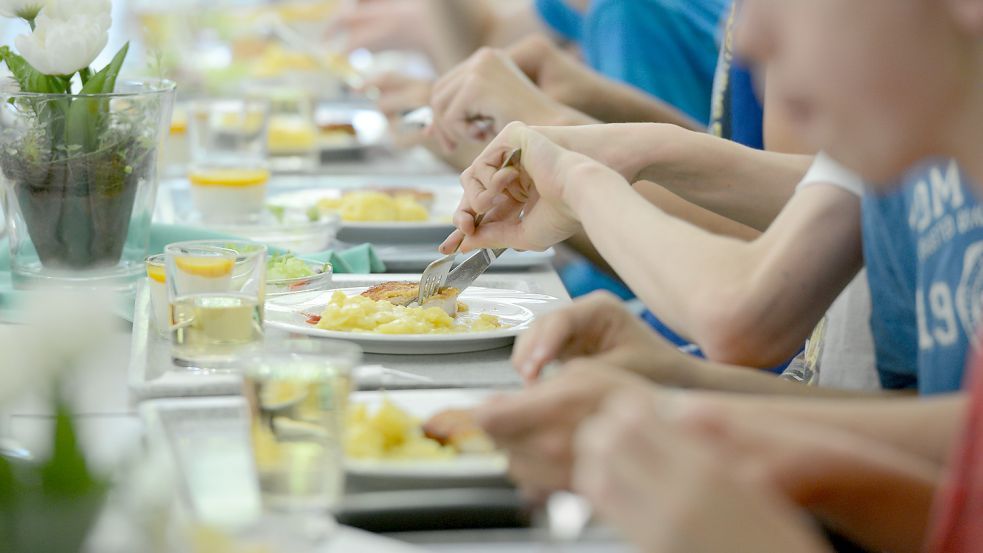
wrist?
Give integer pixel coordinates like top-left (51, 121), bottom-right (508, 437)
top-left (561, 159), bottom-right (628, 217)
top-left (620, 123), bottom-right (687, 182)
top-left (546, 102), bottom-right (596, 127)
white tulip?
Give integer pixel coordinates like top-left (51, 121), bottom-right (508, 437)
top-left (0, 290), bottom-right (115, 406)
top-left (0, 0), bottom-right (45, 20)
top-left (14, 10), bottom-right (110, 76)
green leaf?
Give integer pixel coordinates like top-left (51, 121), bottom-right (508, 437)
top-left (79, 42), bottom-right (129, 96)
top-left (64, 42), bottom-right (130, 152)
top-left (40, 402), bottom-right (99, 498)
top-left (0, 46), bottom-right (70, 94)
top-left (0, 455), bottom-right (14, 505)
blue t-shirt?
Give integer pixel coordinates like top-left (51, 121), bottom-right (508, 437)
top-left (534, 0), bottom-right (584, 42)
top-left (535, 0), bottom-right (729, 126)
top-left (863, 160), bottom-right (981, 394)
top-left (708, 2), bottom-right (763, 149)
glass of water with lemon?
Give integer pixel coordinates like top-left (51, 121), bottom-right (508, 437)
top-left (242, 339), bottom-right (362, 512)
top-left (165, 240), bottom-right (267, 369)
top-left (188, 99), bottom-right (271, 223)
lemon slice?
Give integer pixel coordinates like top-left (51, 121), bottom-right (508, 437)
top-left (174, 256), bottom-right (235, 278)
top-left (188, 168), bottom-right (270, 188)
top-left (260, 381), bottom-right (308, 409)
top-left (146, 264), bottom-right (166, 283)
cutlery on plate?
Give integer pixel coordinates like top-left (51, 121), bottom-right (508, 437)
top-left (547, 492), bottom-right (593, 545)
top-left (441, 246), bottom-right (507, 292)
top-left (399, 106), bottom-right (434, 131)
top-left (355, 365), bottom-right (436, 389)
top-left (417, 148), bottom-right (522, 304)
top-left (399, 106), bottom-right (497, 136)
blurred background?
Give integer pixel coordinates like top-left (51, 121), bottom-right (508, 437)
top-left (0, 0), bottom-right (434, 100)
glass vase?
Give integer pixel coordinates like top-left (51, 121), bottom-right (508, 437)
top-left (0, 79), bottom-right (176, 291)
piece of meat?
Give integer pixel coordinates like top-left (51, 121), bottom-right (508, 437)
top-left (318, 122), bottom-right (357, 135)
top-left (361, 281), bottom-right (418, 305)
top-left (360, 281), bottom-right (460, 317)
top-left (422, 408), bottom-right (495, 454)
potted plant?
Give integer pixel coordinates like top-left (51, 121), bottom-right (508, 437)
top-left (0, 0), bottom-right (175, 290)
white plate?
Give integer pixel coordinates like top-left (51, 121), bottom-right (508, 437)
top-left (265, 286), bottom-right (563, 355)
top-left (315, 106), bottom-right (389, 156)
top-left (269, 186), bottom-right (460, 245)
top-left (374, 244), bottom-right (555, 272)
top-left (141, 391), bottom-right (509, 488)
top-left (346, 389), bottom-right (507, 480)
top-left (155, 182), bottom-right (342, 254)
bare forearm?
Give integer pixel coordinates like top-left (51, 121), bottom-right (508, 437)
top-left (426, 0), bottom-right (494, 71)
top-left (633, 181), bottom-right (760, 240)
top-left (568, 174), bottom-right (758, 341)
top-left (573, 73), bottom-right (703, 130)
top-left (677, 355), bottom-right (882, 398)
top-left (546, 123), bottom-right (809, 230)
top-left (806, 454), bottom-right (937, 553)
top-left (717, 393), bottom-right (967, 465)
top-left (634, 125), bottom-right (810, 230)
top-left (566, 170), bottom-right (838, 365)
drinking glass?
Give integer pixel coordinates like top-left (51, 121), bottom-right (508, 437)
top-left (242, 339), bottom-right (362, 512)
top-left (247, 83), bottom-right (319, 173)
top-left (188, 99), bottom-right (271, 223)
top-left (165, 240), bottom-right (267, 369)
top-left (145, 253), bottom-right (169, 336)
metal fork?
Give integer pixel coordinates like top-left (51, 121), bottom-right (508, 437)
top-left (418, 148), bottom-right (522, 304)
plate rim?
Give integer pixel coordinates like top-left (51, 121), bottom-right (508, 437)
top-left (264, 285), bottom-right (553, 343)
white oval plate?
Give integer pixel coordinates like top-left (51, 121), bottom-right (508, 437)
top-left (345, 390), bottom-right (507, 480)
top-left (265, 286), bottom-right (563, 354)
top-left (269, 186), bottom-right (461, 245)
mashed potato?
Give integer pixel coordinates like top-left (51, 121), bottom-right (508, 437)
top-left (315, 291), bottom-right (502, 334)
top-left (345, 399), bottom-right (453, 460)
top-left (317, 191), bottom-right (430, 223)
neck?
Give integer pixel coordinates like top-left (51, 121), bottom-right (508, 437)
top-left (946, 55), bottom-right (983, 186)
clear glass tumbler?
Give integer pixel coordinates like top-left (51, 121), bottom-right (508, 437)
top-left (165, 239), bottom-right (267, 369)
top-left (145, 253), bottom-right (169, 336)
top-left (187, 99), bottom-right (271, 223)
top-left (242, 338), bottom-right (362, 512)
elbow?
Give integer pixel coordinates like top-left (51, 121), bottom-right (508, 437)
top-left (689, 290), bottom-right (804, 369)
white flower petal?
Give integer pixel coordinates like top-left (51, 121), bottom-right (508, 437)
top-left (0, 0), bottom-right (45, 20)
top-left (15, 11), bottom-right (110, 76)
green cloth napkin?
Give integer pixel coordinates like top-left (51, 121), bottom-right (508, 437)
top-left (0, 223), bottom-right (386, 273)
top-left (145, 224), bottom-right (386, 274)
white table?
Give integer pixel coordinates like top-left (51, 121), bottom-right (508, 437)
top-left (0, 145), bottom-right (629, 551)
top-left (0, 264), bottom-right (634, 552)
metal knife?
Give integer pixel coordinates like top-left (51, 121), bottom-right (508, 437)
top-left (442, 247), bottom-right (508, 292)
top-left (399, 106), bottom-right (496, 135)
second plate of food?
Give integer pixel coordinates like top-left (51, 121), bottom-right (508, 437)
top-left (345, 389), bottom-right (507, 483)
top-left (268, 186), bottom-right (460, 245)
top-left (264, 284), bottom-right (563, 354)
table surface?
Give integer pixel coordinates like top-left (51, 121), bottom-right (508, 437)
top-left (0, 150), bottom-right (630, 552)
